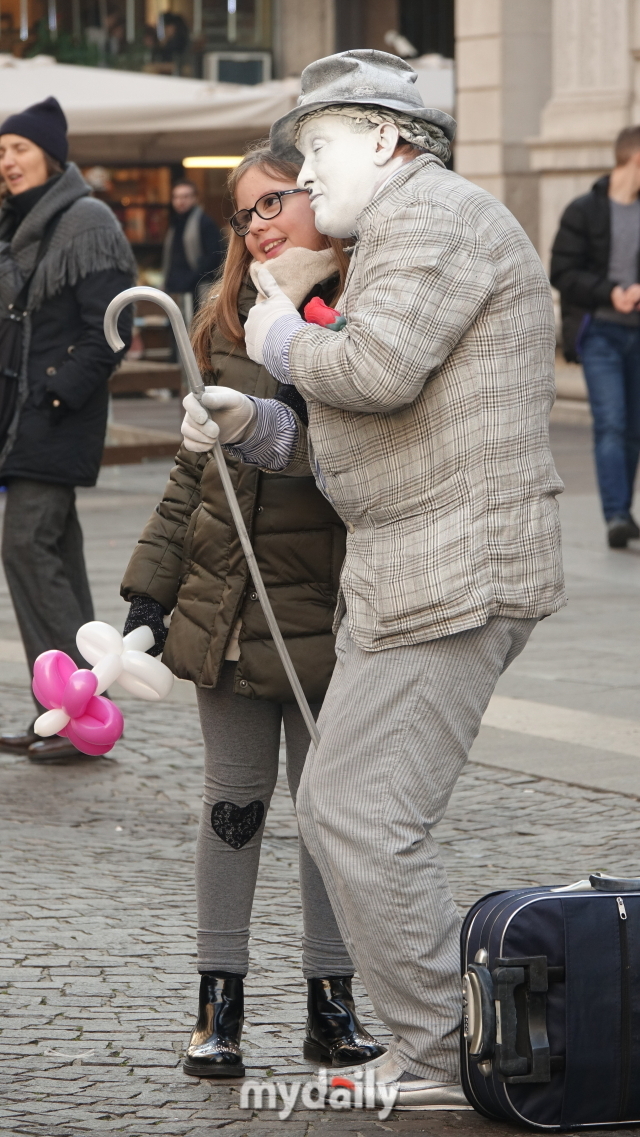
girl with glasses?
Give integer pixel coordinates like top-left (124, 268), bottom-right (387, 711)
top-left (120, 145), bottom-right (384, 1079)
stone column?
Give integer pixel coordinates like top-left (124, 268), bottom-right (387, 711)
top-left (455, 0), bottom-right (552, 246)
top-left (271, 0), bottom-right (335, 78)
top-left (272, 0), bottom-right (398, 78)
top-left (529, 0), bottom-right (634, 267)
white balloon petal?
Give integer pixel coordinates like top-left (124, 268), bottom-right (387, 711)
top-left (74, 620), bottom-right (174, 703)
top-left (118, 649), bottom-right (174, 701)
top-left (34, 708), bottom-right (70, 737)
top-left (116, 671), bottom-right (161, 700)
top-left (92, 652), bottom-right (123, 695)
top-left (122, 625), bottom-right (155, 653)
top-left (77, 621), bottom-right (123, 666)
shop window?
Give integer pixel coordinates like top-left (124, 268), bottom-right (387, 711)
top-left (400, 0), bottom-right (454, 61)
top-left (83, 165), bottom-right (175, 280)
top-left (11, 0), bottom-right (272, 75)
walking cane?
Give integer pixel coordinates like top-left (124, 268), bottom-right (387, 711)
top-left (104, 286), bottom-right (321, 748)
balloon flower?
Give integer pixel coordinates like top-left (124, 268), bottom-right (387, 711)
top-left (32, 622), bottom-right (174, 756)
top-left (303, 296), bottom-right (346, 331)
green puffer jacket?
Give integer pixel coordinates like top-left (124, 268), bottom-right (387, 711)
top-left (120, 278), bottom-right (346, 702)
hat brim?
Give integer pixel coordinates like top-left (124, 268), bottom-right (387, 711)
top-left (270, 97), bottom-right (456, 163)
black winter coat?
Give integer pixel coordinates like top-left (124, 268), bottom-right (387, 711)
top-left (0, 164), bottom-right (136, 486)
top-left (549, 174), bottom-right (640, 360)
top-left (3, 267), bottom-right (134, 486)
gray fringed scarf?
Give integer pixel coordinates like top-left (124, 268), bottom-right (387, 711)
top-left (0, 162), bottom-right (136, 314)
top-left (0, 163), bottom-right (137, 469)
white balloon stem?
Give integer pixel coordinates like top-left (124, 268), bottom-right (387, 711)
top-left (122, 625), bottom-right (155, 653)
top-left (91, 652), bottom-right (124, 695)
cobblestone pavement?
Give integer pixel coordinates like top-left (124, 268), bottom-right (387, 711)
top-left (1, 421), bottom-right (640, 1135)
top-left (3, 685), bottom-right (640, 1136)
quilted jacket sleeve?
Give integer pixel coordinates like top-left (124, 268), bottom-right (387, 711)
top-left (288, 200), bottom-right (497, 414)
top-left (120, 445), bottom-right (206, 612)
top-left (550, 196), bottom-right (615, 309)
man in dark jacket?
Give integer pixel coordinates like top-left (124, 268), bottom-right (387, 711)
top-left (0, 96), bottom-right (135, 761)
top-left (551, 125), bottom-right (640, 548)
top-left (162, 180), bottom-right (223, 314)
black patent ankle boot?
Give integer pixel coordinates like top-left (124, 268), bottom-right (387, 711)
top-left (183, 973), bottom-right (245, 1078)
top-left (303, 976), bottom-right (386, 1067)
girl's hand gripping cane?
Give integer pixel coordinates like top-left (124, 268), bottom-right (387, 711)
top-left (103, 287), bottom-right (320, 748)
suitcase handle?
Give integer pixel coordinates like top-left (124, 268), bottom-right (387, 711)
top-left (463, 955), bottom-right (565, 1083)
top-left (590, 872), bottom-right (640, 892)
top-left (493, 956), bottom-right (551, 1083)
top-left (463, 963), bottom-right (495, 1062)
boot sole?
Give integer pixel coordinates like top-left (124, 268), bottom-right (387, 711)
top-left (303, 1039), bottom-right (331, 1064)
top-left (183, 1060), bottom-right (245, 1079)
top-left (303, 1039), bottom-right (384, 1067)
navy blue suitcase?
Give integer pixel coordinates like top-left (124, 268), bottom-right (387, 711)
top-left (460, 872), bottom-right (640, 1130)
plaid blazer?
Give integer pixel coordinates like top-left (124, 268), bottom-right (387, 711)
top-left (286, 153), bottom-right (565, 650)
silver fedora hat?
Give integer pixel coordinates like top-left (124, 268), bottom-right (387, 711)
top-left (270, 48), bottom-right (456, 162)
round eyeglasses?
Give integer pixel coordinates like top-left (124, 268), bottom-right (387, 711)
top-left (229, 188), bottom-right (309, 237)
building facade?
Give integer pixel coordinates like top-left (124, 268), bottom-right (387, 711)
top-left (456, 0), bottom-right (640, 268)
top-left (0, 0), bottom-right (451, 83)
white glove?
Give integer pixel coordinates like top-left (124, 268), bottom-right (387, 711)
top-left (244, 264), bottom-right (302, 365)
top-left (181, 388), bottom-right (257, 453)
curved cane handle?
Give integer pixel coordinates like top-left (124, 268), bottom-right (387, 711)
top-left (104, 286), bottom-right (205, 397)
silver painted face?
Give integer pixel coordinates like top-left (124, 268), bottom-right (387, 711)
top-left (296, 114), bottom-right (398, 238)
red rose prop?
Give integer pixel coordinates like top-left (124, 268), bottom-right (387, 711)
top-left (304, 297), bottom-right (342, 326)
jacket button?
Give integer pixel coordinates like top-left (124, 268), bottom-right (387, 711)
top-left (257, 506), bottom-right (263, 512)
top-left (46, 366), bottom-right (57, 376)
top-left (250, 591), bottom-right (257, 600)
top-left (346, 521), bottom-right (355, 534)
top-left (67, 345), bottom-right (75, 354)
top-left (239, 679), bottom-right (247, 687)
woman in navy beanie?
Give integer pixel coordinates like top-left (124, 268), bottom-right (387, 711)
top-left (0, 96), bottom-right (137, 761)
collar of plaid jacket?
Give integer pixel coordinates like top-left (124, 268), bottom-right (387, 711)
top-left (354, 150), bottom-right (445, 237)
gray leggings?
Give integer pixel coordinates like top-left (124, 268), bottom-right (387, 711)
top-left (195, 662), bottom-right (354, 978)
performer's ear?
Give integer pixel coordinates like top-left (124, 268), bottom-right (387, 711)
top-left (373, 122), bottom-right (401, 166)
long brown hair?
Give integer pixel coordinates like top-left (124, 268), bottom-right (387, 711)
top-left (191, 143), bottom-right (350, 370)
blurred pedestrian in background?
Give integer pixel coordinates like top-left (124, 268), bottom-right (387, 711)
top-left (551, 125), bottom-right (640, 548)
top-left (0, 96), bottom-right (136, 762)
top-left (163, 179), bottom-right (223, 327)
top-left (156, 11), bottom-right (190, 66)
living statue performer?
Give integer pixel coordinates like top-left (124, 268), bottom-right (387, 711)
top-left (181, 50), bottom-right (566, 1109)
top-left (120, 145), bottom-right (384, 1078)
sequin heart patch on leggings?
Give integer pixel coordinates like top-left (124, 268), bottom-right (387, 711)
top-left (211, 800), bottom-right (265, 849)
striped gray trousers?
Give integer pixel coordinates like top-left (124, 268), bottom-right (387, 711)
top-left (296, 614), bottom-right (536, 1082)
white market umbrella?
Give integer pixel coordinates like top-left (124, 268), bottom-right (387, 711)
top-left (0, 54), bottom-right (300, 163)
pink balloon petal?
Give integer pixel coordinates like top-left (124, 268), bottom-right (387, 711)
top-left (69, 695), bottom-right (124, 749)
top-left (55, 719), bottom-right (101, 753)
top-left (64, 724), bottom-right (115, 756)
top-left (62, 669), bottom-right (98, 719)
top-left (32, 651), bottom-right (77, 710)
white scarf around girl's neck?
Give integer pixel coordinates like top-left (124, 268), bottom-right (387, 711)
top-left (249, 245), bottom-right (338, 308)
